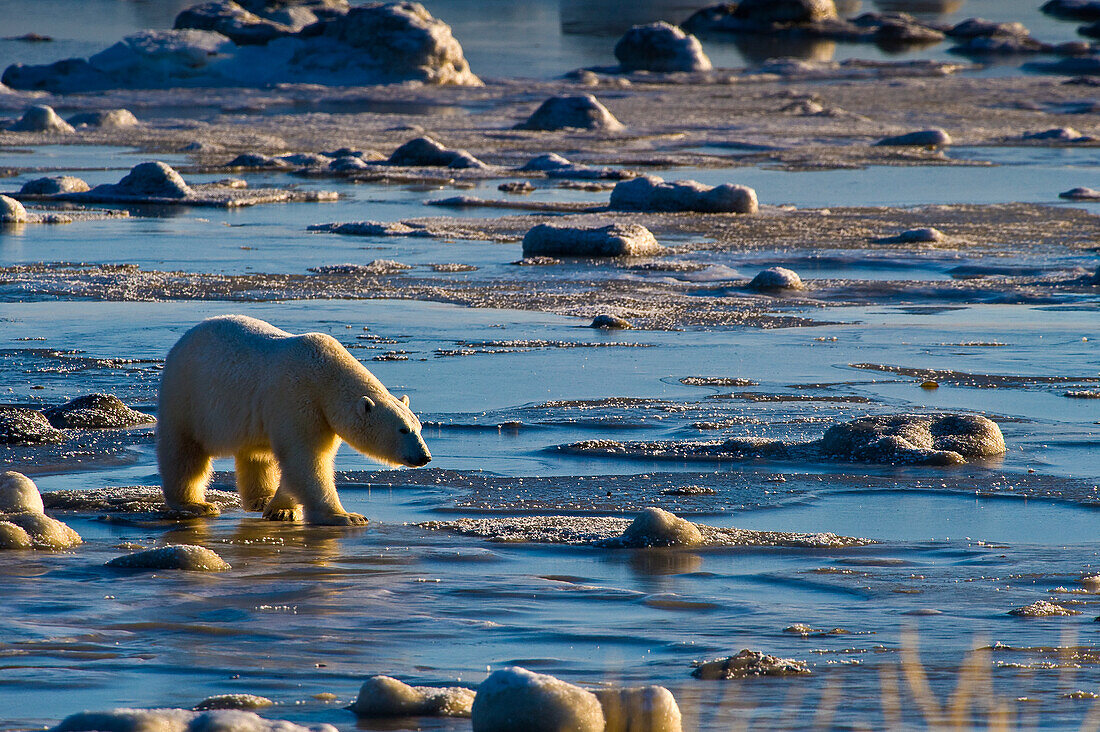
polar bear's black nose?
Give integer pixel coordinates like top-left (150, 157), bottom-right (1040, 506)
top-left (407, 452), bottom-right (431, 467)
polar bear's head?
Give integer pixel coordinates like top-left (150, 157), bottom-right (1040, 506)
top-left (342, 391), bottom-right (432, 468)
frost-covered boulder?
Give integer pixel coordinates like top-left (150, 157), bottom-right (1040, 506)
top-left (873, 227), bottom-right (945, 244)
top-left (516, 95), bottom-right (624, 132)
top-left (1009, 600), bottom-right (1081, 617)
top-left (593, 686), bottom-right (682, 732)
top-left (0, 194), bottom-right (28, 223)
top-left (691, 650), bottom-right (810, 679)
top-left (471, 667), bottom-right (605, 732)
top-left (43, 394), bottom-right (156, 429)
top-left (8, 105), bottom-right (74, 133)
top-left (20, 176), bottom-right (91, 195)
top-left (615, 507), bottom-right (704, 547)
top-left (388, 137), bottom-right (486, 168)
top-left (590, 314), bottom-right (632, 329)
top-left (820, 414), bottom-right (1005, 465)
top-left (520, 153), bottom-right (573, 171)
top-left (226, 152), bottom-right (290, 169)
top-left (948, 18), bottom-right (1032, 40)
top-left (749, 266), bottom-right (804, 290)
top-left (193, 694), bottom-right (273, 711)
top-left (67, 109), bottom-right (139, 129)
top-left (875, 128), bottom-right (952, 147)
top-left (733, 0), bottom-right (838, 23)
top-left (614, 22), bottom-right (712, 73)
top-left (0, 406), bottom-right (63, 443)
top-left (1024, 127), bottom-right (1089, 142)
top-left (306, 2), bottom-right (480, 85)
top-left (1060, 186), bottom-right (1100, 200)
top-left (50, 708), bottom-right (337, 732)
top-left (348, 676), bottom-right (475, 718)
top-left (106, 544), bottom-right (231, 571)
top-left (102, 162), bottom-right (194, 199)
top-left (175, 1), bottom-right (297, 45)
top-left (610, 175), bottom-right (758, 214)
top-left (89, 30), bottom-right (236, 86)
top-left (0, 471), bottom-right (45, 514)
top-left (522, 223), bottom-right (662, 258)
top-left (1041, 0), bottom-right (1100, 21)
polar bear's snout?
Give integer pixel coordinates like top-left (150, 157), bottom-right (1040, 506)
top-left (404, 438), bottom-right (432, 467)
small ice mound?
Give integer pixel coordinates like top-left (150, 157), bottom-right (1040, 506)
top-left (106, 544), bottom-right (231, 572)
top-left (4, 512), bottom-right (82, 550)
top-left (515, 95), bottom-right (624, 132)
top-left (748, 266), bottom-right (804, 290)
top-left (0, 406), bottom-right (64, 444)
top-left (0, 522), bottom-right (33, 550)
top-left (193, 694), bottom-right (273, 711)
top-left (593, 685), bottom-right (682, 732)
top-left (43, 394), bottom-right (155, 429)
top-left (110, 162), bottom-right (193, 199)
top-left (174, 1), bottom-right (297, 46)
top-left (387, 137), bottom-right (486, 169)
top-left (522, 223), bottom-right (662, 258)
top-left (1066, 390), bottom-right (1100, 398)
top-left (348, 676), bottom-right (475, 718)
top-left (614, 22), bottom-right (712, 73)
top-left (610, 175), bottom-right (758, 214)
top-left (520, 153), bottom-right (573, 171)
top-left (471, 667), bottom-right (604, 732)
top-left (590, 314), bottom-right (632, 329)
top-left (948, 18), bottom-right (1032, 40)
top-left (499, 181), bottom-right (536, 194)
top-left (226, 153), bottom-right (290, 169)
top-left (732, 0), bottom-right (838, 23)
top-left (874, 227), bottom-right (945, 244)
top-left (1024, 127), bottom-right (1090, 142)
top-left (0, 194), bottom-right (27, 224)
top-left (20, 176), bottom-right (91, 195)
top-left (309, 260), bottom-right (413, 275)
top-left (0, 471), bottom-right (45, 514)
top-left (1059, 186), bottom-right (1100, 201)
top-left (611, 507), bottom-right (704, 548)
top-left (820, 414), bottom-right (1005, 465)
top-left (8, 104), bottom-right (74, 133)
top-left (1009, 600), bottom-right (1081, 617)
top-left (50, 708), bottom-right (337, 732)
top-left (67, 109), bottom-right (139, 129)
top-left (691, 650), bottom-right (811, 680)
top-left (1042, 0), bottom-right (1100, 21)
top-left (875, 129), bottom-right (952, 147)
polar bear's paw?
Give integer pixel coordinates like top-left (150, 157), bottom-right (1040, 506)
top-left (244, 496), bottom-right (271, 512)
top-left (263, 506), bottom-right (303, 522)
top-left (166, 501), bottom-right (221, 518)
top-left (313, 511), bottom-right (369, 527)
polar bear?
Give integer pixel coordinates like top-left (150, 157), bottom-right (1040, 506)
top-left (157, 315), bottom-right (431, 525)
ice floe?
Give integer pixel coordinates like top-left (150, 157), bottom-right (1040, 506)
top-left (522, 223), bottom-right (662, 258)
top-left (610, 175), bottom-right (758, 213)
top-left (106, 544), bottom-right (231, 571)
top-left (348, 675), bottom-right (474, 718)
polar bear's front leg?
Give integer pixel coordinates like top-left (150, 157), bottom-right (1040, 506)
top-left (261, 485), bottom-right (303, 522)
top-left (158, 431), bottom-right (220, 517)
top-left (274, 443), bottom-right (367, 526)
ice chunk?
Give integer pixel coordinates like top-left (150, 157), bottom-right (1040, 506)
top-left (821, 414), bottom-right (1005, 465)
top-left (50, 708), bottom-right (336, 732)
top-left (7, 104), bottom-right (74, 133)
top-left (0, 194), bottom-right (28, 223)
top-left (109, 162), bottom-right (194, 198)
top-left (873, 227), bottom-right (945, 244)
top-left (1023, 127), bottom-right (1089, 141)
top-left (589, 314), bottom-right (632, 329)
top-left (522, 223), bottom-right (662, 258)
top-left (1059, 186), bottom-right (1100, 201)
top-left (4, 512), bottom-right (82, 550)
top-left (593, 685), bottom-right (682, 732)
top-left (227, 153), bottom-right (290, 169)
top-left (174, 1), bottom-right (296, 46)
top-left (748, 266), bottom-right (804, 290)
top-left (19, 176), bottom-right (91, 194)
top-left (348, 675), bottom-right (475, 718)
top-left (610, 175), bottom-right (758, 214)
top-left (43, 394), bottom-right (155, 429)
top-left (1009, 600), bottom-right (1081, 617)
top-left (0, 471), bottom-right (46, 513)
top-left (471, 667), bottom-right (604, 732)
top-left (388, 137), bottom-right (487, 168)
top-left (612, 507), bottom-right (704, 547)
top-left (691, 650), bottom-right (811, 679)
top-left (106, 544), bottom-right (231, 571)
top-left (875, 129), bottom-right (952, 147)
top-left (67, 109), bottom-right (139, 128)
top-left (0, 522), bottom-right (33, 549)
top-left (89, 30), bottom-right (236, 85)
top-left (193, 694), bottom-right (273, 711)
top-left (520, 153), bottom-right (574, 171)
top-left (516, 95), bottom-right (624, 132)
top-left (614, 22), bottom-right (711, 73)
top-left (0, 406), bottom-right (64, 443)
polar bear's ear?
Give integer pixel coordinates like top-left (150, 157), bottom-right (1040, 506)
top-left (401, 394), bottom-right (410, 406)
top-left (358, 396), bottom-right (375, 416)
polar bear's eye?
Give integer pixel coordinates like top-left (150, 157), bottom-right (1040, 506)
top-left (399, 427), bottom-right (410, 434)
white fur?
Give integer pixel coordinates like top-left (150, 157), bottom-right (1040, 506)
top-left (156, 315), bottom-right (431, 525)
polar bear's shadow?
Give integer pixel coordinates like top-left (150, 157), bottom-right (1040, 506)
top-left (162, 517), bottom-right (364, 565)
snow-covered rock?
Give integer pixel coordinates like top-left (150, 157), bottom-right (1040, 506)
top-left (348, 676), bottom-right (475, 718)
top-left (388, 136), bottom-right (486, 168)
top-left (8, 104), bottom-right (74, 133)
top-left (614, 507), bottom-right (704, 547)
top-left (68, 109), bottom-right (139, 128)
top-left (748, 266), bottom-right (804, 290)
top-left (820, 414), bottom-right (1005, 465)
top-left (0, 407), bottom-right (63, 443)
top-left (614, 22), bottom-right (711, 73)
top-left (593, 686), bottom-right (682, 732)
top-left (43, 394), bottom-right (155, 429)
top-left (20, 176), bottom-right (91, 195)
top-left (522, 223), bottom-right (662, 258)
top-left (471, 667), bottom-right (604, 732)
top-left (0, 194), bottom-right (28, 223)
top-left (875, 128), bottom-right (952, 147)
top-left (516, 95), bottom-right (624, 132)
top-left (106, 545), bottom-right (232, 571)
top-left (610, 175), bottom-right (758, 213)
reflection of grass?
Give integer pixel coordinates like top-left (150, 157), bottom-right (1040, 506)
top-left (678, 627), bottom-right (1100, 730)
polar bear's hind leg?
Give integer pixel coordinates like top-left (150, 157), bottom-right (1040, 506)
top-left (158, 432), bottom-right (219, 516)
